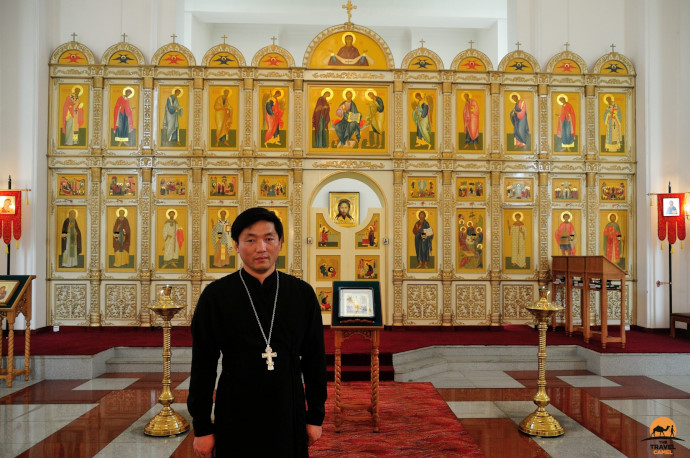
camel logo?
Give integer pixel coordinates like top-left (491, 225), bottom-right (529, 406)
top-left (642, 417), bottom-right (684, 454)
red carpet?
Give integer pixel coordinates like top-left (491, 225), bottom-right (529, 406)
top-left (2, 325), bottom-right (690, 355)
top-left (310, 381), bottom-right (483, 457)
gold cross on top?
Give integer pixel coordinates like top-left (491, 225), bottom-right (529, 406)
top-left (469, 40), bottom-right (475, 49)
top-left (419, 38), bottom-right (425, 48)
top-left (121, 33), bottom-right (127, 43)
top-left (610, 43), bottom-right (616, 53)
top-left (71, 32), bottom-right (78, 42)
top-left (171, 33), bottom-right (177, 44)
top-left (342, 0), bottom-right (357, 24)
top-left (515, 41), bottom-right (522, 51)
top-left (221, 35), bottom-right (228, 44)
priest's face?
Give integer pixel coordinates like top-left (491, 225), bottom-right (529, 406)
top-left (235, 220), bottom-right (283, 278)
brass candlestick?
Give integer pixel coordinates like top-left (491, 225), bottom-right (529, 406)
top-left (144, 285), bottom-right (190, 437)
top-left (519, 287), bottom-right (565, 437)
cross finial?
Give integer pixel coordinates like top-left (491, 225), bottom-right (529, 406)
top-left (71, 32), bottom-right (78, 42)
top-left (171, 33), bottom-right (177, 43)
top-left (564, 41), bottom-right (570, 51)
top-left (610, 43), bottom-right (616, 53)
top-left (419, 38), bottom-right (425, 48)
top-left (469, 40), bottom-right (475, 50)
top-left (515, 41), bottom-right (522, 51)
top-left (121, 33), bottom-right (127, 42)
top-left (342, 0), bottom-right (357, 24)
top-left (271, 36), bottom-right (277, 46)
top-left (221, 34), bottom-right (228, 44)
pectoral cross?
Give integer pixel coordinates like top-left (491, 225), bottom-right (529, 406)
top-left (262, 345), bottom-right (277, 370)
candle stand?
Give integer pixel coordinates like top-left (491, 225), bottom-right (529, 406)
top-left (519, 287), bottom-right (565, 437)
top-left (144, 285), bottom-right (190, 437)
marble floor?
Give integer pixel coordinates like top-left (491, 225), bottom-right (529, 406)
top-left (2, 357), bottom-right (690, 457)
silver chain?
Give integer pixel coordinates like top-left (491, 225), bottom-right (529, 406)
top-left (239, 269), bottom-right (279, 348)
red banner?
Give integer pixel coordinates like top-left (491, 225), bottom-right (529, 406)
top-left (657, 193), bottom-right (686, 245)
top-left (0, 190), bottom-right (22, 244)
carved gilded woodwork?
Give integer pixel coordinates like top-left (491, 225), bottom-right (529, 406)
top-left (46, 30), bottom-right (636, 328)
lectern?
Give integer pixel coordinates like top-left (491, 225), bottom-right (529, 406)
top-left (331, 281), bottom-right (383, 433)
top-left (552, 256), bottom-right (626, 349)
top-left (0, 275), bottom-right (36, 387)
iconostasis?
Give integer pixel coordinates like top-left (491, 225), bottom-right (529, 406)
top-left (47, 23), bottom-right (636, 328)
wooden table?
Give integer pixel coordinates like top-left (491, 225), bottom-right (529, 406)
top-left (0, 275), bottom-right (35, 387)
top-left (552, 256), bottom-right (626, 349)
top-left (670, 313), bottom-right (690, 338)
top-left (333, 327), bottom-right (381, 433)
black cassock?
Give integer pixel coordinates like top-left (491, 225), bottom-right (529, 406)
top-left (188, 269), bottom-right (327, 457)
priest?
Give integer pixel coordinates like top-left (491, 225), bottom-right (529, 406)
top-left (188, 207), bottom-right (327, 457)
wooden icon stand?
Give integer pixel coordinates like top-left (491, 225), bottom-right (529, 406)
top-left (334, 327), bottom-right (381, 433)
top-left (330, 281), bottom-right (383, 433)
top-left (0, 275), bottom-right (36, 387)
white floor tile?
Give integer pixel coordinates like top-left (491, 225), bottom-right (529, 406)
top-left (557, 375), bottom-right (620, 387)
top-left (73, 377), bottom-right (139, 391)
top-left (448, 401), bottom-right (507, 419)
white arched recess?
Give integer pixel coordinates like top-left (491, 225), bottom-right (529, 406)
top-left (305, 171), bottom-right (392, 326)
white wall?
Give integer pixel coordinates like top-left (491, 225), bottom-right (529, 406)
top-left (1, 0), bottom-right (687, 329)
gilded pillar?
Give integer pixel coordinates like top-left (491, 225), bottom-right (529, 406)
top-left (490, 168), bottom-right (502, 325)
top-left (190, 163), bottom-right (203, 316)
top-left (441, 168), bottom-right (454, 325)
top-left (88, 165), bottom-right (102, 326)
top-left (392, 167), bottom-right (404, 325)
top-left (192, 72), bottom-right (204, 155)
top-left (91, 71), bottom-right (103, 156)
top-left (139, 163), bottom-right (153, 327)
top-left (537, 167), bottom-right (551, 286)
top-left (291, 166), bottom-right (304, 279)
top-left (142, 70), bottom-right (154, 154)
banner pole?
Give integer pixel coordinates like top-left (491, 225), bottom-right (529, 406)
top-left (668, 181), bottom-right (673, 326)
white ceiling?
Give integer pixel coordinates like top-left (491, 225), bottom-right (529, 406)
top-left (186, 0), bottom-right (507, 29)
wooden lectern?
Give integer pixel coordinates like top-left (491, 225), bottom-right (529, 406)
top-left (330, 281), bottom-right (383, 433)
top-left (0, 275), bottom-right (35, 387)
top-left (551, 256), bottom-right (626, 349)
top-left (333, 327), bottom-right (381, 433)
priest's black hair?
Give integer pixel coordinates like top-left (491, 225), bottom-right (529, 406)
top-left (230, 207), bottom-right (284, 243)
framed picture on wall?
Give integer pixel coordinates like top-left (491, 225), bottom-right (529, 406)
top-left (408, 176), bottom-right (437, 200)
top-left (329, 192), bottom-right (359, 227)
top-left (57, 174), bottom-right (87, 198)
top-left (505, 177), bottom-right (533, 202)
top-left (599, 179), bottom-right (627, 202)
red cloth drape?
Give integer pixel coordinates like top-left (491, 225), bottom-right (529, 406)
top-left (657, 193), bottom-right (686, 245)
top-left (0, 190), bottom-right (22, 244)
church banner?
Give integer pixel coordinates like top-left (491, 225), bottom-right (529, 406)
top-left (0, 190), bottom-right (22, 245)
top-left (657, 193), bottom-right (686, 247)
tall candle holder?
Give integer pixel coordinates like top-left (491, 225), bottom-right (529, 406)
top-left (519, 287), bottom-right (565, 437)
top-left (144, 285), bottom-right (190, 437)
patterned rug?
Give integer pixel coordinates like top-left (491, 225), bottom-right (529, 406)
top-left (310, 381), bottom-right (483, 457)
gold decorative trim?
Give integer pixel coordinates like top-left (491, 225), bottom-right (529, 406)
top-left (312, 160), bottom-right (385, 169)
